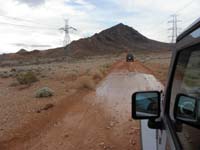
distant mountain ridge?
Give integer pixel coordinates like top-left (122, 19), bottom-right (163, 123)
top-left (0, 23), bottom-right (171, 62)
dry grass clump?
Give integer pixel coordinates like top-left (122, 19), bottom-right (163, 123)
top-left (77, 76), bottom-right (95, 90)
top-left (90, 69), bottom-right (104, 81)
top-left (99, 64), bottom-right (110, 75)
top-left (66, 63), bottom-right (112, 91)
top-left (93, 71), bottom-right (103, 81)
top-left (16, 71), bottom-right (38, 85)
top-left (102, 63), bottom-right (111, 69)
top-left (88, 64), bottom-right (111, 80)
top-left (35, 87), bottom-right (54, 98)
top-left (10, 68), bottom-right (16, 72)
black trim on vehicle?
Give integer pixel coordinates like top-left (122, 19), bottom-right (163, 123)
top-left (177, 18), bottom-right (200, 42)
top-left (164, 116), bottom-right (182, 150)
top-left (161, 47), bottom-right (183, 148)
top-left (163, 50), bottom-right (179, 114)
top-left (163, 43), bottom-right (200, 149)
top-left (162, 47), bottom-right (188, 149)
top-left (164, 43), bottom-right (199, 114)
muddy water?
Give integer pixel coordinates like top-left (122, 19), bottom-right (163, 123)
top-left (96, 71), bottom-right (163, 121)
top-left (96, 71), bottom-right (164, 150)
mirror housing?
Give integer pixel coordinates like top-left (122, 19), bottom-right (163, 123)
top-left (132, 91), bottom-right (161, 119)
top-left (174, 94), bottom-right (200, 128)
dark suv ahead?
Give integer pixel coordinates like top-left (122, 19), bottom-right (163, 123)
top-left (132, 18), bottom-right (200, 150)
top-left (126, 53), bottom-right (134, 62)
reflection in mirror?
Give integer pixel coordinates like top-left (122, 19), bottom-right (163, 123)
top-left (175, 94), bottom-right (197, 122)
top-left (132, 91), bottom-right (160, 119)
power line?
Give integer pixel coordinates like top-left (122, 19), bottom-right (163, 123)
top-left (147, 0), bottom-right (196, 40)
top-left (0, 21), bottom-right (58, 31)
top-left (146, 0), bottom-right (193, 34)
top-left (0, 14), bottom-right (56, 28)
top-left (0, 14), bottom-right (62, 30)
top-left (175, 0), bottom-right (195, 14)
top-left (0, 14), bottom-right (38, 24)
top-left (0, 15), bottom-right (82, 39)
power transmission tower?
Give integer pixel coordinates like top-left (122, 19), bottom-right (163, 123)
top-left (168, 14), bottom-right (181, 43)
top-left (59, 19), bottom-right (77, 46)
top-left (63, 19), bottom-right (70, 46)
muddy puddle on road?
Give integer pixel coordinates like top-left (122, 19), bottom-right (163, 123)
top-left (96, 71), bottom-right (163, 122)
top-left (96, 71), bottom-right (163, 150)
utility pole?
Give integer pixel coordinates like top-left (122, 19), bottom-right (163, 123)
top-left (168, 14), bottom-right (181, 43)
top-left (59, 19), bottom-right (77, 46)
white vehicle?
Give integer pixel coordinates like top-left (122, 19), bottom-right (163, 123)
top-left (132, 18), bottom-right (200, 150)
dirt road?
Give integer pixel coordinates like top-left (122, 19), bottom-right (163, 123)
top-left (1, 61), bottom-right (163, 150)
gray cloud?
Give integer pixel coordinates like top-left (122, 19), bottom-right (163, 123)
top-left (13, 43), bottom-right (51, 48)
top-left (15, 0), bottom-right (45, 7)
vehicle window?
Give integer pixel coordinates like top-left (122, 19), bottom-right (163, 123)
top-left (170, 46), bottom-right (200, 149)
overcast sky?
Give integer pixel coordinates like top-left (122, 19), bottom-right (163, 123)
top-left (0, 0), bottom-right (199, 53)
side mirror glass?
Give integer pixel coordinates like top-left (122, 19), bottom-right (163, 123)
top-left (174, 94), bottom-right (200, 127)
top-left (132, 91), bottom-right (160, 119)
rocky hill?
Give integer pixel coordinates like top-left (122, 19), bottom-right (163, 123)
top-left (64, 23), bottom-right (171, 57)
top-left (0, 23), bottom-right (171, 65)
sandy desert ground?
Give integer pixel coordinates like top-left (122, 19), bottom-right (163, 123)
top-left (0, 52), bottom-right (171, 150)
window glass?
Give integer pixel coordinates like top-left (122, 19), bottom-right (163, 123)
top-left (170, 47), bottom-right (200, 149)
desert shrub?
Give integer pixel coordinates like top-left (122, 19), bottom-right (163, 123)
top-left (102, 63), bottom-right (110, 69)
top-left (93, 73), bottom-right (103, 81)
top-left (91, 69), bottom-right (103, 81)
top-left (40, 74), bottom-right (46, 78)
top-left (16, 71), bottom-right (38, 85)
top-left (0, 71), bottom-right (12, 78)
top-left (76, 76), bottom-right (95, 90)
top-left (99, 67), bottom-right (107, 76)
top-left (10, 68), bottom-right (16, 72)
top-left (98, 64), bottom-right (110, 76)
top-left (35, 87), bottom-right (54, 98)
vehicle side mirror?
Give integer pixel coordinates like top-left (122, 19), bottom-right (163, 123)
top-left (132, 91), bottom-right (161, 119)
top-left (174, 94), bottom-right (200, 128)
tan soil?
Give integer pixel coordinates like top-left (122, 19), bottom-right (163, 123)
top-left (0, 53), bottom-right (170, 150)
